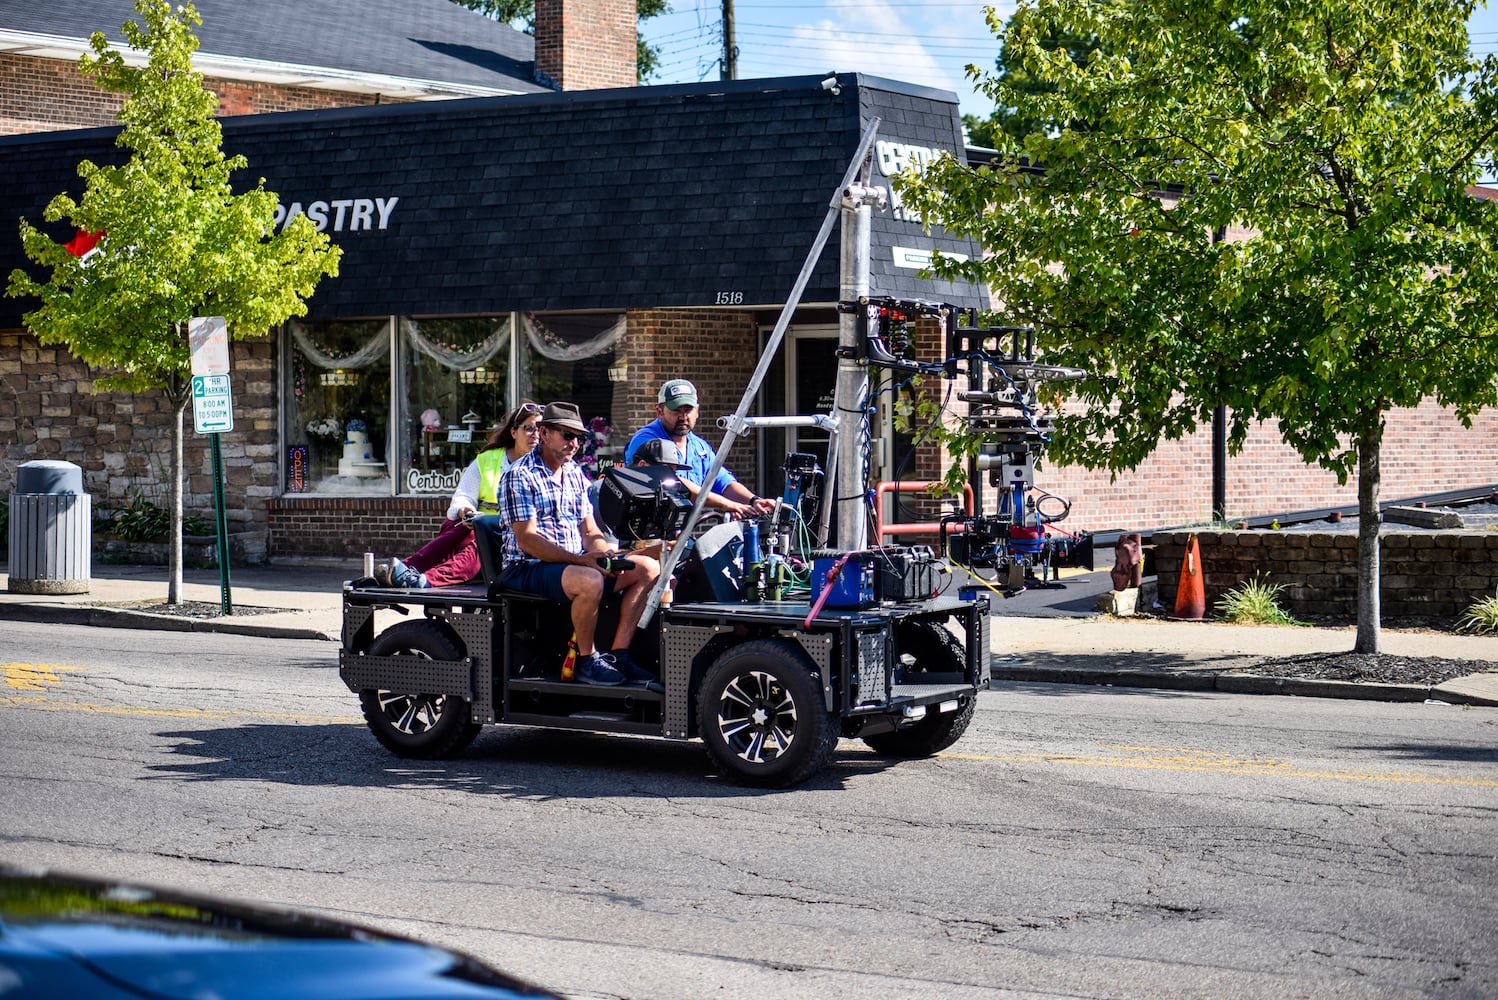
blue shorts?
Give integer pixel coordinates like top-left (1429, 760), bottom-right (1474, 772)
top-left (498, 559), bottom-right (570, 602)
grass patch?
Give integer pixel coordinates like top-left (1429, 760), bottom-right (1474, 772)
top-left (1214, 574), bottom-right (1307, 626)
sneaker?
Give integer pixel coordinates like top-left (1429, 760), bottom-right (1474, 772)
top-left (390, 557), bottom-right (429, 589)
top-left (609, 649), bottom-right (664, 692)
top-left (575, 652), bottom-right (626, 686)
top-left (373, 562), bottom-right (393, 586)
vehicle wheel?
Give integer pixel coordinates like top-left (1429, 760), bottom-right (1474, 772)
top-left (697, 639), bottom-right (839, 788)
top-left (358, 620), bottom-right (482, 760)
top-left (863, 622), bottom-right (975, 758)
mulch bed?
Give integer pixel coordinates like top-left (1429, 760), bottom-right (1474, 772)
top-left (108, 601), bottom-right (288, 619)
top-left (1244, 652), bottom-right (1495, 686)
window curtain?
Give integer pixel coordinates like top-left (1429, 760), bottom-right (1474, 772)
top-left (288, 319), bottom-right (389, 370)
top-left (523, 313), bottom-right (625, 362)
top-left (402, 316), bottom-right (511, 370)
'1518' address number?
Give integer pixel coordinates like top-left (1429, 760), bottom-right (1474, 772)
top-left (715, 291), bottom-right (743, 305)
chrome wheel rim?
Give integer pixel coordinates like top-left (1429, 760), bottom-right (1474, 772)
top-left (377, 691), bottom-right (445, 735)
top-left (715, 670), bottom-right (797, 764)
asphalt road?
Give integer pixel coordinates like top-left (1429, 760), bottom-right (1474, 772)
top-left (3, 622), bottom-right (1496, 999)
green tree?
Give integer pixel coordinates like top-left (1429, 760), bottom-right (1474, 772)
top-left (963, 14), bottom-right (1099, 149)
top-left (6, 0), bottom-right (341, 604)
top-left (901, 0), bottom-right (1498, 653)
top-left (451, 0), bottom-right (670, 81)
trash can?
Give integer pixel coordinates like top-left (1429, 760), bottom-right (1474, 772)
top-left (7, 460), bottom-right (91, 595)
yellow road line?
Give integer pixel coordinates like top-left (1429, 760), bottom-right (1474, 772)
top-left (0, 695), bottom-right (360, 725)
top-left (2, 663), bottom-right (82, 691)
top-left (7, 675), bottom-right (1493, 789)
top-left (2, 661), bottom-right (359, 724)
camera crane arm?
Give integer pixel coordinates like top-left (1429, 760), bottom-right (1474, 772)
top-left (639, 117), bottom-right (886, 627)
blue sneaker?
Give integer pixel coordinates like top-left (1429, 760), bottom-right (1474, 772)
top-left (390, 557), bottom-right (428, 589)
top-left (575, 652), bottom-right (626, 686)
top-left (609, 649), bottom-right (663, 692)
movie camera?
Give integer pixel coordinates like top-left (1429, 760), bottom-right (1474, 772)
top-left (595, 462), bottom-right (695, 544)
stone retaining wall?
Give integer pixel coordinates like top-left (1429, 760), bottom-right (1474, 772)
top-left (1153, 529), bottom-right (1498, 619)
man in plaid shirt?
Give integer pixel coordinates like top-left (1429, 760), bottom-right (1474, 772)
top-left (496, 401), bottom-right (661, 688)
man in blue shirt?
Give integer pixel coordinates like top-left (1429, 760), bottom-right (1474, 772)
top-left (624, 379), bottom-right (777, 520)
top-left (496, 401), bottom-right (661, 687)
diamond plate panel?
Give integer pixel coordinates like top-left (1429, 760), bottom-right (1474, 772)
top-left (854, 629), bottom-right (889, 708)
top-left (340, 651), bottom-right (473, 700)
top-left (661, 623), bottom-right (718, 738)
top-left (784, 631), bottom-right (835, 712)
top-left (446, 611), bottom-right (497, 724)
top-left (975, 601), bottom-right (990, 684)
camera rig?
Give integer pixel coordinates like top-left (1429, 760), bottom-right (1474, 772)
top-left (643, 118), bottom-right (1094, 623)
top-left (847, 295), bottom-right (1095, 593)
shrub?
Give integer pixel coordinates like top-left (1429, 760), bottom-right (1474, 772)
top-left (101, 490), bottom-right (212, 541)
top-left (1214, 574), bottom-right (1306, 626)
top-left (1455, 590), bottom-right (1498, 635)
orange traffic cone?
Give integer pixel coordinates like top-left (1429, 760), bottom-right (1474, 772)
top-left (1172, 535), bottom-right (1206, 620)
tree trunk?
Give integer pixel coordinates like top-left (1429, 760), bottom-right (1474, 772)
top-left (1354, 421), bottom-right (1383, 654)
top-left (166, 373), bottom-right (187, 605)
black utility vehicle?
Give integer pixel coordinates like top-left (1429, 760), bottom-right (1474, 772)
top-left (338, 492), bottom-right (988, 788)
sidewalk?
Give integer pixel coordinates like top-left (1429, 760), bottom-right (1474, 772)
top-left (0, 559), bottom-right (354, 642)
top-left (2, 561), bottom-right (1495, 707)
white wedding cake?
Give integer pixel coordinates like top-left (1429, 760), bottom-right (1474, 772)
top-left (338, 422), bottom-right (384, 477)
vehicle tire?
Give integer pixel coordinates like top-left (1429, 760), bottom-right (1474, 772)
top-left (358, 620), bottom-right (482, 760)
top-left (863, 621), bottom-right (975, 758)
top-left (697, 638), bottom-right (839, 788)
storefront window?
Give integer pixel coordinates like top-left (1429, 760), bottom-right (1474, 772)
top-left (285, 318), bottom-right (393, 494)
top-left (401, 316), bottom-right (512, 495)
top-left (280, 312), bottom-right (625, 496)
top-left (519, 313), bottom-right (624, 477)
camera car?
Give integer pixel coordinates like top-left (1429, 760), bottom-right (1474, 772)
top-left (338, 465), bottom-right (988, 788)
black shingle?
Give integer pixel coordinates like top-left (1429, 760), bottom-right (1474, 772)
top-left (0, 75), bottom-right (985, 325)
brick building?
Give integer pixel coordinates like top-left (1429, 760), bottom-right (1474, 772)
top-left (2, 0), bottom-right (1494, 567)
top-left (0, 0), bottom-right (985, 561)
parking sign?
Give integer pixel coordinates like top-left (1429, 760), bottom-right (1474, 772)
top-left (192, 374), bottom-right (234, 434)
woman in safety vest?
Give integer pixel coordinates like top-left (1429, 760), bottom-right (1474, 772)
top-left (374, 401), bottom-right (541, 588)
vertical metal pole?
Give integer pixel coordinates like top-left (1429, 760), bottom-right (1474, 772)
top-left (1209, 226), bottom-right (1228, 524)
top-left (1212, 404), bottom-right (1227, 522)
top-left (210, 432), bottom-right (233, 614)
top-left (639, 117), bottom-right (883, 625)
top-left (829, 185), bottom-right (880, 551)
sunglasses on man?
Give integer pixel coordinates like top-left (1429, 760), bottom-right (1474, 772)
top-left (546, 427), bottom-right (587, 444)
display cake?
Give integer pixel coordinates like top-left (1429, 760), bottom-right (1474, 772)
top-left (337, 420), bottom-right (384, 477)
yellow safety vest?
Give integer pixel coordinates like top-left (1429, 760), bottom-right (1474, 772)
top-left (476, 449), bottom-right (507, 512)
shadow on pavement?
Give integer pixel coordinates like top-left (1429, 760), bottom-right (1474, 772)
top-left (1336, 742), bottom-right (1498, 764)
top-left (146, 723), bottom-right (900, 798)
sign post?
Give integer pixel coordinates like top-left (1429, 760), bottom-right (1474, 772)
top-left (190, 317), bottom-right (234, 614)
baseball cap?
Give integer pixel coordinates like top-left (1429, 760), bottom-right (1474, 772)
top-left (657, 379), bottom-right (698, 410)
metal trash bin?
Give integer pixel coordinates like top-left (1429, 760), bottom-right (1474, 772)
top-left (7, 460), bottom-right (91, 595)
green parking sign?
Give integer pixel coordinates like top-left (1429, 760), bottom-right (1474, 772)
top-left (192, 374), bottom-right (234, 434)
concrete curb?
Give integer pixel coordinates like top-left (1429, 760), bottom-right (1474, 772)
top-left (988, 665), bottom-right (1498, 708)
top-left (3, 602), bottom-right (338, 642)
